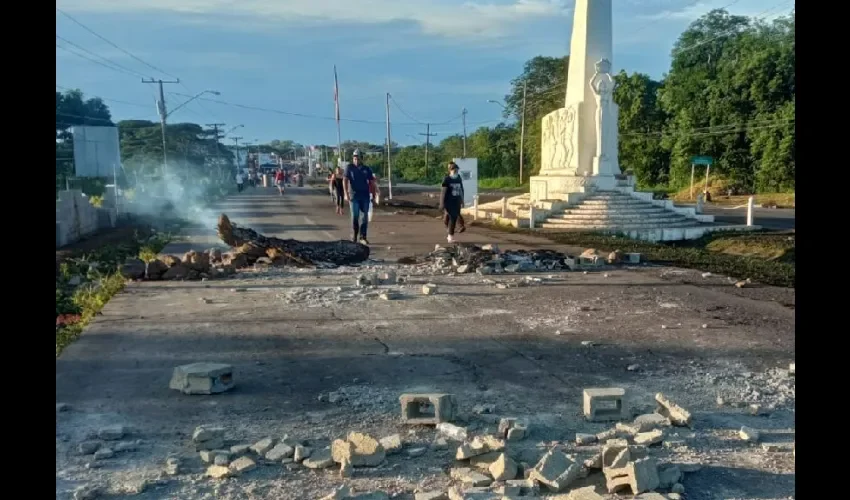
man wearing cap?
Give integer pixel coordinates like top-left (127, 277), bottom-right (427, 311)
top-left (343, 149), bottom-right (377, 245)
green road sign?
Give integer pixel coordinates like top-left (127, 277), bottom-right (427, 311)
top-left (691, 156), bottom-right (714, 165)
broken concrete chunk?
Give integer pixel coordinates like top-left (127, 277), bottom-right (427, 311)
top-left (489, 453), bottom-right (518, 481)
top-left (301, 449), bottom-right (334, 469)
top-left (634, 429), bottom-right (664, 446)
top-left (575, 433), bottom-right (597, 445)
top-left (164, 457), bottom-right (181, 475)
top-left (566, 486), bottom-right (606, 500)
top-left (655, 393), bottom-right (692, 427)
top-left (339, 458), bottom-right (353, 477)
top-left (195, 437), bottom-right (225, 451)
top-left (192, 425), bottom-right (226, 443)
top-left (450, 467), bottom-right (492, 487)
top-left (505, 479), bottom-right (539, 496)
top-left (249, 438), bottom-right (276, 455)
top-left (213, 455), bottom-right (229, 466)
top-left (601, 439), bottom-right (630, 469)
top-left (789, 362), bottom-right (795, 375)
top-left (583, 388), bottom-right (626, 422)
top-left (739, 426), bottom-right (760, 442)
top-left (432, 437), bottom-right (449, 450)
top-left (446, 486), bottom-right (500, 500)
top-left (169, 362), bottom-right (234, 395)
top-left (583, 453), bottom-right (602, 470)
top-left (633, 413), bottom-right (671, 431)
top-left (206, 465), bottom-right (232, 479)
top-left (78, 441), bottom-right (101, 455)
top-left (97, 425), bottom-right (126, 441)
top-left (93, 448), bottom-right (114, 460)
top-left (321, 485), bottom-right (351, 500)
top-left (230, 444), bottom-right (251, 455)
top-left (415, 492), bottom-right (448, 500)
top-left (605, 456), bottom-right (660, 495)
top-left (294, 445), bottom-right (311, 462)
top-left (401, 393), bottom-right (458, 425)
top-left (380, 434), bottom-right (403, 454)
top-left (229, 456), bottom-right (257, 474)
top-left (438, 422), bottom-right (468, 441)
top-left (265, 443), bottom-right (294, 462)
top-left (596, 428), bottom-right (618, 441)
top-left (331, 432), bottom-right (385, 467)
top-left (422, 284), bottom-right (438, 295)
top-left (456, 435), bottom-right (504, 460)
top-left (73, 485), bottom-right (103, 500)
top-left (529, 449), bottom-right (581, 492)
top-left (507, 426), bottom-right (526, 442)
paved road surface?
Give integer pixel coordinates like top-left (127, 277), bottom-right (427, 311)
top-left (692, 205), bottom-right (795, 231)
top-left (56, 185), bottom-right (796, 500)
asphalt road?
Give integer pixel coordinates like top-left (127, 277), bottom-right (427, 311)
top-left (697, 205), bottom-right (795, 231)
top-left (55, 186), bottom-right (796, 500)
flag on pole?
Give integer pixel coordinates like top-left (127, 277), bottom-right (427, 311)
top-left (333, 65), bottom-right (340, 122)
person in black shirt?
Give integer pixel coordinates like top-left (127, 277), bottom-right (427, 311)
top-left (440, 162), bottom-right (465, 243)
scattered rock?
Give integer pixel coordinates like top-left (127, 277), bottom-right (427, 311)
top-left (321, 485), bottom-right (351, 500)
top-left (438, 422), bottom-right (468, 441)
top-left (489, 453), bottom-right (518, 481)
top-left (294, 445), bottom-right (311, 462)
top-left (193, 425), bottom-right (226, 444)
top-left (450, 467), bottom-right (492, 487)
top-left (634, 429), bottom-right (664, 446)
top-left (230, 444), bottom-right (251, 455)
top-left (73, 485), bottom-right (103, 500)
top-left (655, 393), bottom-right (692, 427)
top-left (93, 448), bottom-right (114, 460)
top-left (789, 362), bottom-right (795, 375)
top-left (407, 447), bottom-right (427, 458)
top-left (78, 441), bottom-right (101, 455)
top-left (432, 437), bottom-right (450, 450)
top-left (633, 413), bottom-right (671, 431)
top-left (456, 435), bottom-right (504, 460)
top-left (304, 449), bottom-right (336, 469)
top-left (265, 443), bottom-right (295, 462)
top-left (575, 433), bottom-right (597, 446)
top-left (229, 456), bottom-right (257, 474)
top-left (213, 455), bottom-right (230, 466)
top-left (380, 434), bottom-right (403, 454)
top-left (529, 449), bottom-right (581, 492)
top-left (250, 438), bottom-right (276, 456)
top-left (97, 425), bottom-right (126, 441)
top-left (169, 363), bottom-right (234, 395)
top-left (739, 426), bottom-right (760, 442)
top-left (627, 364), bottom-right (640, 372)
top-left (206, 465), bottom-right (232, 479)
top-left (164, 456), bottom-right (181, 475)
top-left (332, 432), bottom-right (386, 467)
top-left (57, 402), bottom-right (71, 412)
top-left (422, 284), bottom-right (438, 295)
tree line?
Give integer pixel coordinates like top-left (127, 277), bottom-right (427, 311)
top-left (337, 8), bottom-right (795, 193)
top-left (56, 8), bottom-right (793, 195)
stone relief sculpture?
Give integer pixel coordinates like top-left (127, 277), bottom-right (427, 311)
top-left (540, 106), bottom-right (577, 174)
top-left (589, 58), bottom-right (615, 160)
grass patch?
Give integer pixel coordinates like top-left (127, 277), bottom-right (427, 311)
top-left (55, 229), bottom-right (174, 356)
top-left (479, 223), bottom-right (795, 288)
top-left (478, 177), bottom-right (527, 190)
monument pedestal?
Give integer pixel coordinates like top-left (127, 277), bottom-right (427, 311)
top-left (529, 173), bottom-right (630, 203)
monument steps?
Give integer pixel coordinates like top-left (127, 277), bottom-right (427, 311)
top-left (541, 191), bottom-right (702, 230)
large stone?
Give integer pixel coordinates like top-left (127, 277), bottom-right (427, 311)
top-left (450, 467), bottom-right (492, 487)
top-left (456, 436), bottom-right (505, 460)
top-left (294, 445), bottom-right (311, 462)
top-left (97, 425), bottom-right (126, 441)
top-left (120, 258), bottom-right (146, 279)
top-left (145, 259), bottom-right (169, 280)
top-left (303, 449), bottom-right (335, 469)
top-left (400, 393), bottom-right (457, 424)
top-left (489, 453), bottom-right (518, 481)
top-left (380, 434), bottom-right (403, 454)
top-left (228, 456), bottom-right (257, 475)
top-left (655, 393), bottom-right (692, 427)
top-left (249, 438), bottom-right (276, 455)
top-left (437, 422), bottom-right (468, 441)
top-left (332, 432), bottom-right (385, 467)
top-left (192, 425), bottom-right (225, 443)
top-left (265, 443), bottom-right (294, 462)
top-left (206, 465), bottom-right (232, 479)
top-left (162, 263), bottom-right (190, 280)
top-left (529, 449), bottom-right (581, 492)
top-left (169, 363), bottom-right (234, 395)
top-left (634, 429), bottom-right (664, 446)
top-left (469, 451), bottom-right (501, 471)
top-left (633, 413), bottom-right (671, 431)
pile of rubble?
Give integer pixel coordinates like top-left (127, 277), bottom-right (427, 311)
top-left (119, 248), bottom-right (258, 281)
top-left (409, 244), bottom-right (574, 275)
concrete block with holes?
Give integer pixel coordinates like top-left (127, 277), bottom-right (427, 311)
top-left (583, 388), bottom-right (626, 422)
top-left (399, 393), bottom-right (457, 425)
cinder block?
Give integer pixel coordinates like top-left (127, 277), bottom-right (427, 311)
top-left (583, 388), bottom-right (626, 422)
top-left (400, 393), bottom-right (457, 425)
top-left (169, 362), bottom-right (234, 395)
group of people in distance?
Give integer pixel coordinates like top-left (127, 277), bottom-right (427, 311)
top-left (235, 167), bottom-right (291, 195)
top-left (329, 149), bottom-right (466, 245)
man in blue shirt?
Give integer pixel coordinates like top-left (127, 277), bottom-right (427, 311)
top-left (343, 149), bottom-right (377, 245)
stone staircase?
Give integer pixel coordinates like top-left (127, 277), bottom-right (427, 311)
top-left (540, 191), bottom-right (703, 230)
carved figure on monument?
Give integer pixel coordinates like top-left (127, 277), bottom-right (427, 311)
top-left (589, 58), bottom-right (615, 160)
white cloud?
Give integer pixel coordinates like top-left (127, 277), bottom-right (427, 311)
top-left (56, 0), bottom-right (571, 39)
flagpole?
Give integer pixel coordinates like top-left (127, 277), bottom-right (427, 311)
top-left (334, 65), bottom-right (343, 166)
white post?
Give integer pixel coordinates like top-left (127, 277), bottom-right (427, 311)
top-left (695, 193), bottom-right (704, 214)
top-left (473, 195), bottom-right (479, 221)
top-left (746, 196), bottom-right (754, 226)
top-left (501, 197), bottom-right (507, 218)
top-left (529, 205), bottom-right (535, 229)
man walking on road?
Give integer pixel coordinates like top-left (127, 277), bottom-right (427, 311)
top-left (343, 149), bottom-right (377, 245)
top-left (235, 170), bottom-right (244, 193)
top-left (440, 161), bottom-right (465, 243)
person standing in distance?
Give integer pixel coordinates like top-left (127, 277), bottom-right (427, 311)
top-left (440, 162), bottom-right (465, 243)
top-left (235, 170), bottom-right (245, 193)
top-left (343, 149), bottom-right (377, 245)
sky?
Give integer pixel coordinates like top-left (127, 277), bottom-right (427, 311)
top-left (56, 0), bottom-right (793, 147)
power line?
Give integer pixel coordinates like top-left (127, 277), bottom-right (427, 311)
top-left (389, 96), bottom-right (463, 126)
top-left (56, 35), bottom-right (149, 79)
top-left (57, 8), bottom-right (177, 80)
top-left (56, 43), bottom-right (144, 79)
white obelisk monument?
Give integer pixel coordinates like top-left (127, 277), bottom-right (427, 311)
top-left (529, 0), bottom-right (628, 202)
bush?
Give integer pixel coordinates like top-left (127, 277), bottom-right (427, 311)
top-left (478, 177), bottom-right (527, 190)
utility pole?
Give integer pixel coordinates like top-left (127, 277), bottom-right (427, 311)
top-left (461, 108), bottom-right (468, 158)
top-left (385, 93), bottom-right (393, 200)
top-left (231, 136), bottom-right (243, 174)
top-left (519, 80), bottom-right (527, 184)
top-left (206, 123), bottom-right (226, 169)
top-left (142, 78), bottom-right (180, 178)
top-left (419, 123), bottom-right (438, 179)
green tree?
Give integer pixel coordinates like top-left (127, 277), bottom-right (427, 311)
top-left (504, 56), bottom-right (569, 177)
top-left (613, 71), bottom-right (670, 187)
